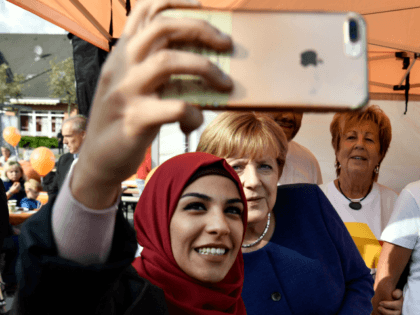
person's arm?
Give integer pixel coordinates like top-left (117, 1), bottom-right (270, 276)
top-left (52, 164), bottom-right (119, 265)
top-left (315, 186), bottom-right (374, 315)
top-left (378, 289), bottom-right (403, 315)
top-left (6, 182), bottom-right (21, 200)
top-left (372, 242), bottom-right (412, 315)
top-left (373, 186), bottom-right (420, 315)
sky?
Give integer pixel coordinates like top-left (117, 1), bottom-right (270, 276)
top-left (0, 0), bottom-right (67, 34)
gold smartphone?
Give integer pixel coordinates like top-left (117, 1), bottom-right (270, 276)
top-left (159, 9), bottom-right (368, 112)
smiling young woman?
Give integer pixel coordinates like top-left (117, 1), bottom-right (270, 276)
top-left (132, 153), bottom-right (247, 314)
top-left (170, 174), bottom-right (244, 283)
top-left (9, 0), bottom-right (245, 313)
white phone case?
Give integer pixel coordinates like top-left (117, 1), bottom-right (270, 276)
top-left (160, 9), bottom-right (368, 112)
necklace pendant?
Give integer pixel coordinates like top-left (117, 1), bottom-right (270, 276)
top-left (349, 202), bottom-right (362, 210)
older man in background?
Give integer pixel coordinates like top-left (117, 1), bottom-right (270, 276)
top-left (268, 111), bottom-right (323, 185)
top-left (0, 147), bottom-right (17, 167)
top-left (47, 115), bottom-right (86, 201)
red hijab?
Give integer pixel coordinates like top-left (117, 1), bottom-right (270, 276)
top-left (132, 152), bottom-right (247, 315)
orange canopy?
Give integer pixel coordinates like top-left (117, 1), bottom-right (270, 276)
top-left (7, 0), bottom-right (420, 99)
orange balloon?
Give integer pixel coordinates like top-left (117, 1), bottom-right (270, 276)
top-left (3, 126), bottom-right (21, 147)
top-left (19, 161), bottom-right (41, 183)
top-left (30, 147), bottom-right (55, 176)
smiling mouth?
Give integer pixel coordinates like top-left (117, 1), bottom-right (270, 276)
top-left (195, 248), bottom-right (228, 256)
top-left (278, 122), bottom-right (294, 129)
top-left (351, 156), bottom-right (367, 161)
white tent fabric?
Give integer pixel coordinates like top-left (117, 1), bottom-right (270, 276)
top-left (158, 101), bottom-right (420, 194)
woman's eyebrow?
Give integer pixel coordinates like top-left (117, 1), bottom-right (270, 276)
top-left (227, 198), bottom-right (244, 205)
top-left (180, 193), bottom-right (211, 201)
top-left (180, 194), bottom-right (243, 205)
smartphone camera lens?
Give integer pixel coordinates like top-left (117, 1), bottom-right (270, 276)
top-left (349, 19), bottom-right (358, 43)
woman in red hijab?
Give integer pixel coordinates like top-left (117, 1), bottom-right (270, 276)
top-left (132, 152), bottom-right (248, 315)
top-left (9, 0), bottom-right (246, 312)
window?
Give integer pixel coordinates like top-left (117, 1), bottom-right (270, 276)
top-left (51, 116), bottom-right (63, 133)
top-left (36, 117), bottom-right (44, 132)
top-left (19, 110), bottom-right (65, 136)
top-left (20, 115), bottom-right (32, 131)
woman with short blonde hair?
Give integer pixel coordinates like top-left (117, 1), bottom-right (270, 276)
top-left (197, 111), bottom-right (288, 177)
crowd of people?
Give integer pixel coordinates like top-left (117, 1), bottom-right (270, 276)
top-left (0, 0), bottom-right (419, 314)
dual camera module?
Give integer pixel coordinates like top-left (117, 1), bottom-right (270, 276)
top-left (349, 19), bottom-right (358, 43)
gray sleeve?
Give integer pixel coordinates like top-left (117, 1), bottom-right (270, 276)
top-left (52, 162), bottom-right (120, 265)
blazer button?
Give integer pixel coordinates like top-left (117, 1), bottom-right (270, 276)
top-left (271, 292), bottom-right (282, 301)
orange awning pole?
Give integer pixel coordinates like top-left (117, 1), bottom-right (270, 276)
top-left (70, 0), bottom-right (112, 41)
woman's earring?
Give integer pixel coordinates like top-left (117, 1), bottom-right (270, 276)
top-left (374, 165), bottom-right (380, 174)
top-left (334, 161), bottom-right (341, 169)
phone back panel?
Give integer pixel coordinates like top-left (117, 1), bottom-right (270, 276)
top-left (160, 10), bottom-right (368, 112)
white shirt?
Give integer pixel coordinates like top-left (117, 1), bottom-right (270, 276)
top-left (381, 181), bottom-right (420, 315)
top-left (320, 181), bottom-right (398, 272)
top-left (278, 141), bottom-right (323, 185)
top-left (320, 181), bottom-right (398, 240)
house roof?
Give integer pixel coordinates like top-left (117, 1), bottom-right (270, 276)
top-left (0, 34), bottom-right (73, 100)
top-left (9, 97), bottom-right (61, 105)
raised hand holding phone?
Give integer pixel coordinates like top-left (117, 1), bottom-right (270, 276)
top-left (70, 0), bottom-right (233, 209)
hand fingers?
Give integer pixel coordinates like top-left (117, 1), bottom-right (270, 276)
top-left (179, 103), bottom-right (204, 134)
top-left (123, 97), bottom-right (203, 135)
top-left (378, 305), bottom-right (401, 315)
top-left (130, 16), bottom-right (232, 62)
top-left (127, 49), bottom-right (232, 94)
top-left (379, 300), bottom-right (402, 310)
top-left (123, 0), bottom-right (201, 37)
top-left (392, 289), bottom-right (403, 300)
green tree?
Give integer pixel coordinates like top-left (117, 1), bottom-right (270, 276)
top-left (0, 64), bottom-right (25, 104)
top-left (48, 57), bottom-right (76, 115)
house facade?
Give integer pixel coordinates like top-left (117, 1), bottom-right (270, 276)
top-left (0, 34), bottom-right (77, 142)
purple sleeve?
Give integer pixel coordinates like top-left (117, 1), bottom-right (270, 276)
top-left (52, 163), bottom-right (120, 265)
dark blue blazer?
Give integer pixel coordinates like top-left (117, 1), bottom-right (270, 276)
top-left (242, 184), bottom-right (374, 315)
top-left (47, 153), bottom-right (74, 202)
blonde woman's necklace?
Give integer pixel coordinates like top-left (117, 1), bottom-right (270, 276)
top-left (242, 213), bottom-right (271, 248)
top-left (337, 180), bottom-right (372, 210)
